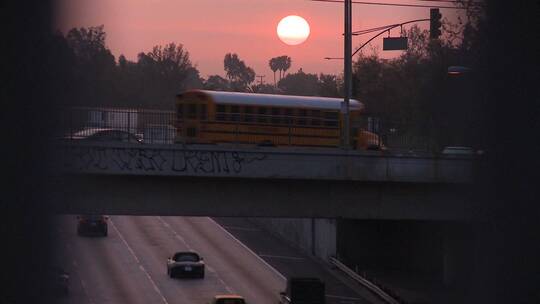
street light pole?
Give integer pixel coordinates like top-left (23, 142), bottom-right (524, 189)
top-left (343, 0), bottom-right (352, 148)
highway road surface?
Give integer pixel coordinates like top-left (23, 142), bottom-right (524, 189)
top-left (51, 216), bottom-right (378, 304)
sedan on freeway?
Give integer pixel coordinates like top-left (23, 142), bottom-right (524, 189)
top-left (211, 294), bottom-right (246, 304)
top-left (167, 251), bottom-right (205, 278)
top-left (77, 214), bottom-right (108, 237)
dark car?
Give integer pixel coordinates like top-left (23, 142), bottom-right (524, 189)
top-left (211, 295), bottom-right (246, 304)
top-left (167, 251), bottom-right (205, 278)
top-left (279, 277), bottom-right (325, 304)
top-left (77, 214), bottom-right (108, 236)
top-left (70, 128), bottom-right (142, 143)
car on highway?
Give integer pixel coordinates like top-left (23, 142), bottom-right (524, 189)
top-left (210, 294), bottom-right (246, 304)
top-left (279, 277), bottom-right (325, 304)
top-left (166, 251), bottom-right (205, 278)
top-left (69, 128), bottom-right (143, 143)
top-left (77, 214), bottom-right (109, 237)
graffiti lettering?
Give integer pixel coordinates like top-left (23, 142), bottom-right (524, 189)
top-left (172, 150), bottom-right (266, 174)
top-left (63, 144), bottom-right (266, 175)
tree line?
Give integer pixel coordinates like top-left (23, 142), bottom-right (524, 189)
top-left (51, 25), bottom-right (342, 110)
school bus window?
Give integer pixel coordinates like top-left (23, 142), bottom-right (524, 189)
top-left (271, 108), bottom-right (281, 124)
top-left (187, 127), bottom-right (197, 138)
top-left (297, 109), bottom-right (307, 126)
top-left (216, 105), bottom-right (226, 121)
top-left (258, 107), bottom-right (267, 123)
top-left (283, 108), bottom-right (293, 125)
top-left (188, 104), bottom-right (197, 119)
top-left (244, 106), bottom-right (253, 122)
top-left (230, 105), bottom-right (240, 121)
top-left (311, 110), bottom-right (321, 126)
top-left (324, 111), bottom-right (338, 127)
top-left (199, 104), bottom-right (207, 120)
top-left (177, 104), bottom-right (184, 120)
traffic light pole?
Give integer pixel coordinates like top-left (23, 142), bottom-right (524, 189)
top-left (343, 0), bottom-right (352, 149)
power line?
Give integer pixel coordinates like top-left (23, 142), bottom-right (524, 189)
top-left (415, 0), bottom-right (483, 4)
top-left (415, 0), bottom-right (484, 8)
top-left (308, 0), bottom-right (475, 9)
top-left (353, 24), bottom-right (397, 35)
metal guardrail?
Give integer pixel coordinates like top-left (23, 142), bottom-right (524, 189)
top-left (329, 257), bottom-right (400, 304)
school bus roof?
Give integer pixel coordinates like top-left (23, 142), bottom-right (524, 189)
top-left (177, 90), bottom-right (364, 111)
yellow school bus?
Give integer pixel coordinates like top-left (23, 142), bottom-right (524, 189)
top-left (175, 90), bottom-right (383, 150)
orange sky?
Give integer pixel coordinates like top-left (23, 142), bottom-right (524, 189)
top-left (55, 0), bottom-right (463, 80)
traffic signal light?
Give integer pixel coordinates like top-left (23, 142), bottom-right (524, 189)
top-left (430, 8), bottom-right (442, 39)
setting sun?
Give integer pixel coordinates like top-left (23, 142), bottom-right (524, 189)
top-left (277, 15), bottom-right (310, 46)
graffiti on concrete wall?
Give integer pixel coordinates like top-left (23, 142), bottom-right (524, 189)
top-left (172, 150), bottom-right (266, 173)
top-left (64, 144), bottom-right (266, 175)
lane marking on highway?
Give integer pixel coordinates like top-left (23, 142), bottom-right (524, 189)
top-left (109, 218), bottom-right (170, 304)
top-left (65, 227), bottom-right (96, 304)
top-left (208, 218), bottom-right (287, 282)
top-left (73, 261), bottom-right (95, 304)
top-left (79, 278), bottom-right (96, 304)
top-left (259, 254), bottom-right (305, 261)
top-left (221, 226), bottom-right (261, 232)
top-left (157, 216), bottom-right (191, 250)
top-left (217, 276), bottom-right (234, 294)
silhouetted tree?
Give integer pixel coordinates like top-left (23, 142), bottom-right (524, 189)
top-left (133, 42), bottom-right (202, 109)
top-left (318, 74), bottom-right (340, 97)
top-left (273, 55), bottom-right (292, 81)
top-left (204, 75), bottom-right (230, 91)
top-left (223, 53), bottom-right (255, 91)
top-left (281, 56), bottom-right (292, 78)
top-left (278, 68), bottom-right (319, 96)
top-left (268, 57), bottom-right (279, 86)
top-left (65, 25), bottom-right (117, 106)
top-left (250, 83), bottom-right (279, 94)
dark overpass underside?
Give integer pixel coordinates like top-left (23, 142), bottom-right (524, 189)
top-left (50, 174), bottom-right (478, 220)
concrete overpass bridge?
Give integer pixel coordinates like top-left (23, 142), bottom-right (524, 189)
top-left (50, 141), bottom-right (481, 220)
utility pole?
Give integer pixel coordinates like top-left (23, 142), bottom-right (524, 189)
top-left (256, 75), bottom-right (265, 86)
top-left (343, 0), bottom-right (352, 148)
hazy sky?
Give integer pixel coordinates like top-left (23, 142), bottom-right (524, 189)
top-left (55, 0), bottom-right (463, 80)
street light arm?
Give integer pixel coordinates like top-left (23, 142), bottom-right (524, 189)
top-left (351, 18), bottom-right (429, 58)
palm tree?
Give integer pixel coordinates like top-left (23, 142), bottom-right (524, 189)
top-left (275, 55), bottom-right (292, 82)
top-left (269, 58), bottom-right (279, 86)
top-left (282, 56), bottom-right (292, 78)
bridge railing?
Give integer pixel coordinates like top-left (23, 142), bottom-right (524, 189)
top-left (329, 257), bottom-right (402, 304)
top-left (59, 106), bottom-right (176, 144)
top-left (59, 106), bottom-right (446, 153)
